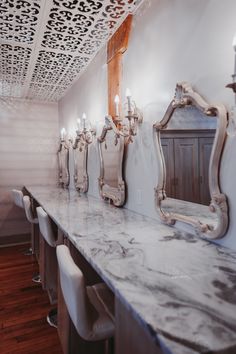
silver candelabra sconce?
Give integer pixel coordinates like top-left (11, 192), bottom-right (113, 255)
top-left (105, 88), bottom-right (143, 144)
top-left (72, 113), bottom-right (95, 193)
top-left (58, 113), bottom-right (96, 192)
top-left (226, 32), bottom-right (236, 135)
top-left (73, 113), bottom-right (96, 148)
top-left (226, 33), bottom-right (236, 96)
top-left (59, 113), bottom-right (96, 148)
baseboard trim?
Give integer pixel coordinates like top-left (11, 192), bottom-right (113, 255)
top-left (0, 233), bottom-right (30, 247)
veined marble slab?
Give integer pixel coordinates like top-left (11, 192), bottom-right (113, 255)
top-left (26, 186), bottom-right (236, 354)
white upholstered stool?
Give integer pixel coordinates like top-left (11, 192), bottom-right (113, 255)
top-left (36, 206), bottom-right (59, 248)
top-left (56, 244), bottom-right (114, 350)
top-left (36, 206), bottom-right (62, 327)
top-left (11, 189), bottom-right (34, 256)
top-left (23, 196), bottom-right (38, 225)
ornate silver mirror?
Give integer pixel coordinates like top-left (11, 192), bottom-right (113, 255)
top-left (73, 137), bottom-right (88, 193)
top-left (58, 139), bottom-right (70, 188)
top-left (72, 120), bottom-right (96, 192)
top-left (98, 120), bottom-right (125, 206)
top-left (154, 82), bottom-right (228, 239)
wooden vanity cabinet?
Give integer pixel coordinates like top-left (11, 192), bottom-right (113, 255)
top-left (115, 298), bottom-right (162, 354)
top-left (161, 130), bottom-right (215, 205)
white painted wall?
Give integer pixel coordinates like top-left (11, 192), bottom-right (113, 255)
top-left (59, 49), bottom-right (108, 197)
top-left (0, 98), bottom-right (59, 243)
top-left (59, 0), bottom-right (236, 250)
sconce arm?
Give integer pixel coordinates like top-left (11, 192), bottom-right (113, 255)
top-left (226, 82), bottom-right (236, 93)
top-left (105, 114), bottom-right (141, 139)
top-left (73, 127), bottom-right (96, 147)
top-left (58, 140), bottom-right (70, 152)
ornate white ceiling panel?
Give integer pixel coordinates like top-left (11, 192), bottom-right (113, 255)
top-left (0, 0), bottom-right (143, 102)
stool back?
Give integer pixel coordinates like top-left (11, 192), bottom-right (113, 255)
top-left (56, 245), bottom-right (93, 340)
top-left (36, 207), bottom-right (56, 247)
top-left (11, 189), bottom-right (24, 208)
top-left (23, 196), bottom-right (38, 224)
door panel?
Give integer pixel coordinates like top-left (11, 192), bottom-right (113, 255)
top-left (174, 138), bottom-right (200, 203)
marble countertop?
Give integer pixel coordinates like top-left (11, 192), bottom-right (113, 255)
top-left (26, 186), bottom-right (236, 354)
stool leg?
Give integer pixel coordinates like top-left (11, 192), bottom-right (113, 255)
top-left (105, 338), bottom-right (114, 354)
top-left (31, 223), bottom-right (40, 254)
top-left (47, 308), bottom-right (57, 328)
top-left (31, 226), bottom-right (40, 283)
top-left (22, 223), bottom-right (37, 256)
top-left (45, 242), bottom-right (58, 304)
top-left (32, 274), bottom-right (41, 283)
top-left (23, 247), bottom-right (33, 256)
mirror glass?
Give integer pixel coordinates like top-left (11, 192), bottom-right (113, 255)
top-left (58, 142), bottom-right (70, 188)
top-left (98, 127), bottom-right (125, 206)
top-left (73, 140), bottom-right (88, 192)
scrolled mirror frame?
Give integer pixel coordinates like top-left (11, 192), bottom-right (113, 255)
top-left (58, 140), bottom-right (70, 188)
top-left (153, 81), bottom-right (228, 239)
top-left (98, 123), bottom-right (125, 207)
top-left (72, 136), bottom-right (88, 193)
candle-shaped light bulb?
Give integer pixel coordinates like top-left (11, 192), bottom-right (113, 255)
top-left (232, 33), bottom-right (236, 78)
top-left (60, 127), bottom-right (66, 140)
top-left (87, 119), bottom-right (92, 130)
top-left (77, 118), bottom-right (82, 131)
top-left (114, 95), bottom-right (120, 117)
top-left (68, 134), bottom-right (73, 143)
top-left (126, 88), bottom-right (132, 112)
top-left (233, 34), bottom-right (236, 51)
top-left (82, 113), bottom-right (86, 130)
top-left (126, 88), bottom-right (131, 98)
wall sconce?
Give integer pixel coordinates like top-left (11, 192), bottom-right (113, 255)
top-left (59, 127), bottom-right (72, 147)
top-left (106, 88), bottom-right (143, 144)
top-left (226, 33), bottom-right (236, 135)
top-left (60, 127), bottom-right (66, 141)
top-left (72, 113), bottom-right (96, 193)
top-left (226, 33), bottom-right (236, 95)
top-left (73, 113), bottom-right (96, 148)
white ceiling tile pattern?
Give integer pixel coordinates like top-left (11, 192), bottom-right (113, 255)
top-left (0, 0), bottom-right (141, 102)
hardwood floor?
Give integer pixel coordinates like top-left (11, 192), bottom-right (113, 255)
top-left (0, 244), bottom-right (63, 354)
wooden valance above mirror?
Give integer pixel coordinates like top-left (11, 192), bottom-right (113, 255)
top-left (153, 82), bottom-right (228, 239)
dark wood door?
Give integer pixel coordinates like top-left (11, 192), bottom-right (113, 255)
top-left (174, 138), bottom-right (200, 203)
top-left (160, 130), bottom-right (215, 205)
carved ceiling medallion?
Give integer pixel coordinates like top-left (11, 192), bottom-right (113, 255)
top-left (0, 0), bottom-right (143, 102)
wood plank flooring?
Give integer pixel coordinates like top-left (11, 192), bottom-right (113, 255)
top-left (0, 244), bottom-right (63, 354)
